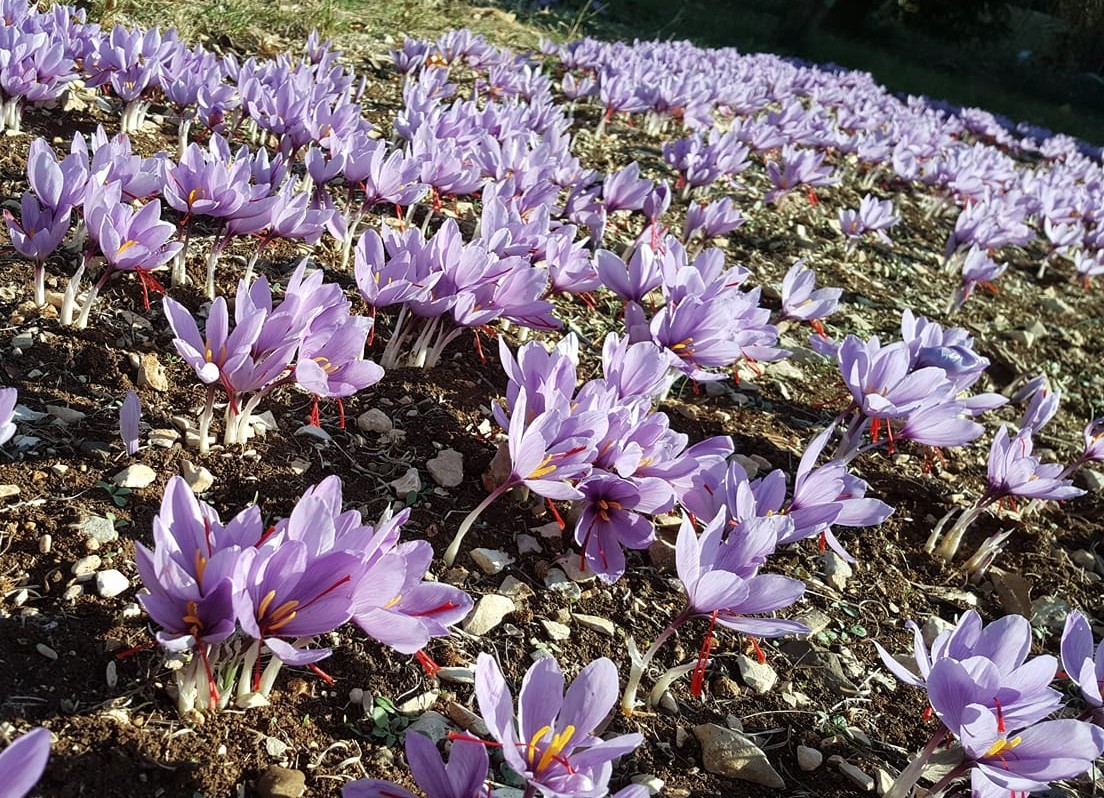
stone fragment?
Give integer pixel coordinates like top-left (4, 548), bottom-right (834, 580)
top-left (96, 569), bottom-right (130, 598)
top-left (557, 555), bottom-right (595, 583)
top-left (543, 569), bottom-right (582, 600)
top-left (797, 745), bottom-right (822, 771)
top-left (819, 550), bottom-right (852, 590)
top-left (406, 710), bottom-right (450, 742)
top-left (735, 653), bottom-right (777, 694)
top-left (149, 428), bottom-right (180, 448)
top-left (922, 615), bottom-right (953, 645)
top-left (72, 554), bottom-right (102, 580)
top-left (294, 424), bottom-right (332, 442)
top-left (838, 761), bottom-right (875, 791)
top-left (516, 534), bottom-right (541, 555)
top-left (265, 737), bottom-right (289, 758)
top-left (79, 516), bottom-right (119, 546)
top-left (437, 667), bottom-right (475, 685)
top-left (462, 595), bottom-right (515, 636)
top-left (357, 409), bottom-right (392, 433)
top-left (389, 467), bottom-right (421, 498)
top-left (1031, 595), bottom-right (1071, 631)
top-left (1080, 469), bottom-right (1104, 492)
top-left (497, 576), bottom-right (534, 600)
top-left (138, 353), bottom-right (169, 391)
top-left (181, 460), bottom-right (215, 493)
top-left (446, 701), bottom-right (490, 737)
top-left (111, 464), bottom-right (156, 489)
top-left (427, 449), bottom-right (463, 488)
top-left (630, 775), bottom-right (664, 795)
top-left (47, 405), bottom-right (85, 424)
top-left (573, 613), bottom-right (616, 637)
top-left (256, 766), bottom-right (307, 798)
top-left (874, 767), bottom-right (895, 795)
top-left (692, 723), bottom-right (784, 788)
top-left (397, 690), bottom-right (438, 715)
top-left (541, 619), bottom-right (571, 641)
top-left (0, 484), bottom-right (19, 499)
top-left (470, 548), bottom-right (513, 575)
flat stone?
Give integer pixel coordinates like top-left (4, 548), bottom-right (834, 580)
top-left (294, 424), bottom-right (332, 442)
top-left (397, 690), bottom-right (438, 715)
top-left (437, 667), bottom-right (475, 685)
top-left (557, 555), bottom-right (596, 583)
top-left (874, 767), bottom-right (895, 795)
top-left (389, 467), bottom-right (421, 498)
top-left (149, 428), bottom-right (180, 448)
top-left (181, 460), bottom-right (214, 493)
top-left (630, 774), bottom-right (665, 795)
top-left (497, 576), bottom-right (534, 599)
top-left (77, 521), bottom-right (114, 545)
top-left (72, 554), bottom-right (102, 580)
top-left (1079, 469), bottom-right (1104, 492)
top-left (446, 701), bottom-right (490, 737)
top-left (736, 653), bottom-right (777, 694)
top-left (573, 613), bottom-right (616, 637)
top-left (289, 458), bottom-right (310, 475)
top-left (838, 761), bottom-right (875, 791)
top-left (1042, 296), bottom-right (1074, 314)
top-left (541, 619), bottom-right (571, 641)
top-left (256, 765), bottom-right (306, 798)
top-left (1031, 595), bottom-right (1072, 631)
top-left (922, 615), bottom-right (953, 645)
top-left (95, 569), bottom-right (130, 598)
top-left (462, 594), bottom-right (515, 636)
top-left (0, 484), bottom-right (19, 499)
top-left (138, 353), bottom-right (169, 391)
top-left (265, 737), bottom-right (289, 759)
top-left (426, 448), bottom-right (463, 488)
top-left (516, 534), bottom-right (541, 555)
top-left (357, 408), bottom-right (392, 433)
top-left (692, 723), bottom-right (784, 788)
top-left (543, 569), bottom-right (582, 600)
top-left (47, 405), bottom-right (86, 424)
top-left (111, 464), bottom-right (156, 489)
top-left (471, 548), bottom-right (513, 575)
top-left (797, 745), bottom-right (823, 771)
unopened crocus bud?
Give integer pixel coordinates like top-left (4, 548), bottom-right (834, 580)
top-left (120, 389), bottom-right (140, 456)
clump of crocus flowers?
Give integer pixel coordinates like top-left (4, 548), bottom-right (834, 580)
top-left (136, 475), bottom-right (471, 714)
top-left (876, 610), bottom-right (1104, 798)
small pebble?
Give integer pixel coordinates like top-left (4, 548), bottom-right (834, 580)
top-left (38, 534), bottom-right (51, 554)
top-left (72, 554), bottom-right (102, 580)
top-left (36, 643), bottom-right (58, 660)
top-left (96, 569), bottom-right (130, 598)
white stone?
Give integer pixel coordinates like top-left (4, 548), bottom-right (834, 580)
top-left (0, 484), bottom-right (19, 499)
top-left (357, 409), bottom-right (393, 433)
top-left (735, 653), bottom-right (777, 694)
top-left (820, 550), bottom-right (853, 590)
top-left (149, 428), bottom-right (180, 448)
top-left (72, 554), bottom-right (101, 579)
top-left (294, 424), bottom-right (332, 442)
top-left (797, 745), bottom-right (823, 771)
top-left (181, 460), bottom-right (215, 493)
top-left (498, 576), bottom-right (534, 599)
top-left (556, 555), bottom-right (595, 583)
top-left (543, 569), bottom-right (582, 600)
top-left (534, 521), bottom-right (563, 538)
top-left (437, 667), bottom-right (475, 684)
top-left (95, 569), bottom-right (130, 598)
top-left (289, 458), bottom-right (310, 476)
top-left (121, 603), bottom-right (142, 619)
top-left (692, 723), bottom-right (784, 788)
top-left (397, 690), bottom-right (439, 715)
top-left (111, 464), bottom-right (156, 489)
top-left (389, 467), bottom-right (422, 498)
top-left (573, 613), bottom-right (616, 637)
top-left (874, 767), bottom-right (895, 795)
top-left (516, 534), bottom-right (541, 555)
top-left (427, 449), bottom-right (464, 488)
top-left (463, 594), bottom-right (515, 636)
top-left (541, 619), bottom-right (571, 641)
top-left (265, 737), bottom-right (289, 759)
top-left (630, 775), bottom-right (664, 795)
top-left (470, 548), bottom-right (513, 575)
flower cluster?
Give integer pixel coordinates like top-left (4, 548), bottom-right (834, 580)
top-left (137, 475), bottom-right (472, 714)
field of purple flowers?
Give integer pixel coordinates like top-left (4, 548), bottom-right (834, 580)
top-left (1, 2), bottom-right (1104, 797)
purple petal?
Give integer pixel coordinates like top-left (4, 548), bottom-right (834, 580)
top-left (120, 389), bottom-right (141, 456)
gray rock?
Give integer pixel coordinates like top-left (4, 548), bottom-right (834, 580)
top-left (797, 745), bottom-right (823, 771)
top-left (264, 737), bottom-right (289, 758)
top-left (1042, 296), bottom-right (1074, 314)
top-left (356, 408), bottom-right (392, 433)
top-left (256, 766), bottom-right (306, 798)
top-left (516, 534), bottom-right (541, 555)
top-left (406, 710), bottom-right (450, 742)
top-left (111, 464), bottom-right (156, 489)
top-left (693, 723), bottom-right (784, 788)
top-left (437, 667), bottom-right (475, 685)
top-left (47, 405), bottom-right (86, 424)
top-left (389, 467), bottom-right (421, 498)
top-left (573, 613), bottom-right (616, 637)
top-left (874, 767), bottom-right (895, 795)
top-left (838, 761), bottom-right (875, 791)
top-left (446, 701), bottom-right (490, 737)
top-left (427, 449), bottom-right (464, 488)
top-left (80, 516), bottom-right (118, 544)
top-left (95, 569), bottom-right (130, 598)
top-left (922, 615), bottom-right (954, 645)
top-left (1031, 595), bottom-right (1072, 631)
top-left (470, 548), bottom-right (513, 575)
top-left (736, 653), bottom-right (777, 694)
top-left (630, 774), bottom-right (665, 795)
top-left (1079, 469), bottom-right (1104, 492)
top-left (498, 576), bottom-right (534, 600)
top-left (462, 594), bottom-right (515, 636)
top-left (294, 424), bottom-right (332, 442)
top-left (557, 555), bottom-right (596, 583)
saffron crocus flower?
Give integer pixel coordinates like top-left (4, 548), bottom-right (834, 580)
top-left (950, 246), bottom-right (1006, 311)
top-left (475, 653), bottom-right (644, 798)
top-left (780, 260), bottom-right (841, 330)
top-left (0, 727), bottom-right (50, 798)
top-left (573, 474), bottom-right (658, 583)
top-left (120, 389), bottom-right (140, 455)
top-left (4, 192), bottom-right (71, 307)
top-left (342, 732), bottom-right (488, 798)
top-left (1061, 610), bottom-right (1104, 724)
top-left (0, 387), bottom-right (17, 447)
top-left (838, 194), bottom-right (899, 245)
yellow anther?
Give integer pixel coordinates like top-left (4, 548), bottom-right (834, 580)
top-left (528, 455), bottom-right (556, 480)
top-left (984, 735), bottom-right (1022, 759)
